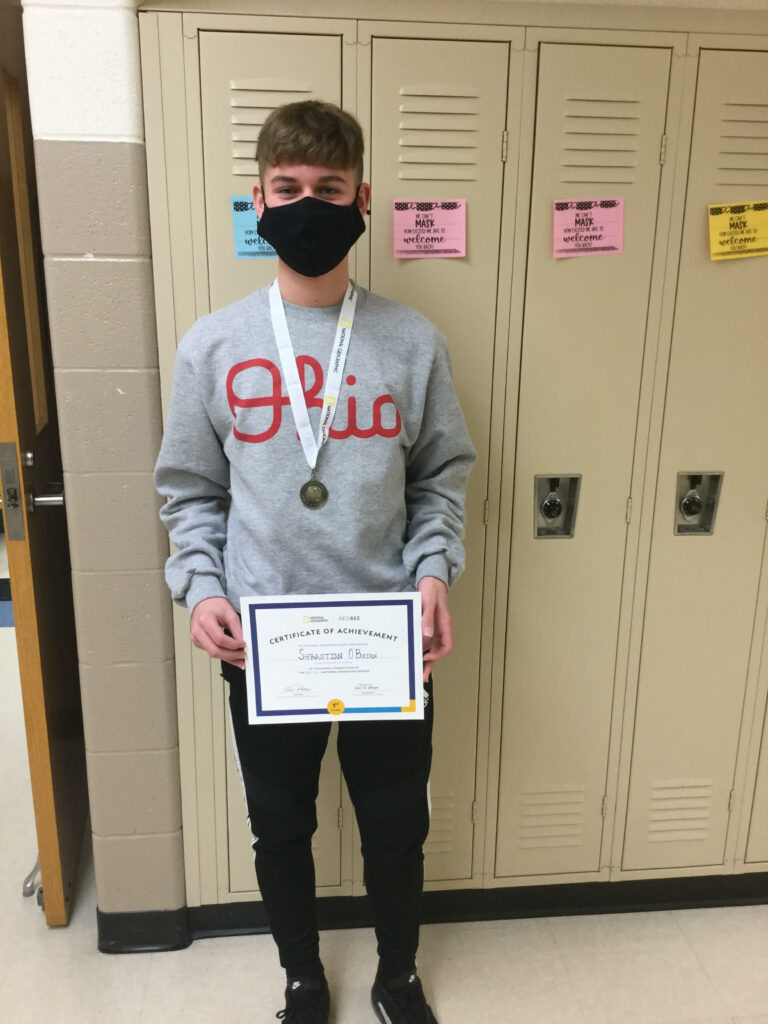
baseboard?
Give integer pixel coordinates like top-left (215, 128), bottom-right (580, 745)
top-left (97, 870), bottom-right (768, 953)
top-left (97, 906), bottom-right (192, 953)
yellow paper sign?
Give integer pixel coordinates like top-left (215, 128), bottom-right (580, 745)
top-left (708, 200), bottom-right (768, 261)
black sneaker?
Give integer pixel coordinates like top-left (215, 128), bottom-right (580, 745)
top-left (371, 971), bottom-right (438, 1024)
top-left (276, 975), bottom-right (330, 1023)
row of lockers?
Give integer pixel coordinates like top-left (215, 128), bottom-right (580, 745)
top-left (139, 11), bottom-right (768, 904)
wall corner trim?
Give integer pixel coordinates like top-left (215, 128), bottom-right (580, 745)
top-left (97, 906), bottom-right (191, 953)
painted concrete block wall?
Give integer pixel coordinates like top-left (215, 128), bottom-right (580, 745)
top-left (22, 0), bottom-right (184, 914)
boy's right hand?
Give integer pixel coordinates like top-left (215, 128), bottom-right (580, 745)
top-left (190, 597), bottom-right (246, 669)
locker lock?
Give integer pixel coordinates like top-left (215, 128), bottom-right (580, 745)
top-left (535, 474), bottom-right (581, 538)
top-left (679, 489), bottom-right (703, 520)
top-left (540, 488), bottom-right (563, 520)
top-left (674, 472), bottom-right (723, 535)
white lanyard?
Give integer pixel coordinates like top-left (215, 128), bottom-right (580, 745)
top-left (268, 278), bottom-right (358, 473)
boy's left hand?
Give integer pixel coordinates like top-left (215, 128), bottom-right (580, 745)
top-left (418, 575), bottom-right (453, 682)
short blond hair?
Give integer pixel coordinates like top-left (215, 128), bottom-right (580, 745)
top-left (257, 100), bottom-right (364, 184)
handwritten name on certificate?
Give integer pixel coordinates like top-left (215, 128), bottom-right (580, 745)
top-left (240, 593), bottom-right (423, 725)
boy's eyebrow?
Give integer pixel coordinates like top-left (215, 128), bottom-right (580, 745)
top-left (269, 174), bottom-right (348, 184)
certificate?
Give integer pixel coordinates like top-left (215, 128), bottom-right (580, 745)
top-left (240, 592), bottom-right (423, 725)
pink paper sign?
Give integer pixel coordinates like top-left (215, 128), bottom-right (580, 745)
top-left (393, 199), bottom-right (466, 259)
top-left (553, 199), bottom-right (624, 258)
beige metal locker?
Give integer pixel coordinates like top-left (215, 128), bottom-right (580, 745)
top-left (192, 23), bottom-right (354, 897)
top-left (226, 723), bottom-right (343, 890)
top-left (366, 32), bottom-right (516, 882)
top-left (199, 29), bottom-right (344, 311)
top-left (746, 690), bottom-right (768, 863)
top-left (496, 42), bottom-right (675, 878)
top-left (141, 6), bottom-right (768, 910)
top-left (622, 49), bottom-right (768, 872)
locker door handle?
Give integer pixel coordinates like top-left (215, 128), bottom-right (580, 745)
top-left (541, 492), bottom-right (563, 520)
top-left (680, 490), bottom-right (703, 519)
top-left (534, 475), bottom-right (581, 538)
top-left (675, 473), bottom-right (723, 535)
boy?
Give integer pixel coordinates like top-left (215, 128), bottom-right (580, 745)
top-left (155, 100), bottom-right (475, 1024)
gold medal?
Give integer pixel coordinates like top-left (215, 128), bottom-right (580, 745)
top-left (300, 478), bottom-right (328, 509)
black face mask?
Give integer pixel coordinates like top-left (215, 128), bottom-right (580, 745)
top-left (257, 192), bottom-right (366, 278)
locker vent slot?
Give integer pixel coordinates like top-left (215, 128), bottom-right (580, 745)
top-left (561, 97), bottom-right (640, 185)
top-left (398, 84), bottom-right (479, 181)
top-left (424, 793), bottom-right (455, 855)
top-left (717, 103), bottom-right (768, 187)
top-left (228, 79), bottom-right (313, 176)
top-left (516, 785), bottom-right (585, 849)
top-left (646, 779), bottom-right (713, 843)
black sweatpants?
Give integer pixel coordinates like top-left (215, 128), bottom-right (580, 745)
top-left (224, 662), bottom-right (434, 981)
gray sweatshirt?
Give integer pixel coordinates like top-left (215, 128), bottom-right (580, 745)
top-left (154, 284), bottom-right (476, 611)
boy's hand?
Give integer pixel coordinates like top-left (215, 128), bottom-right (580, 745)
top-left (417, 576), bottom-right (453, 682)
top-left (190, 597), bottom-right (246, 669)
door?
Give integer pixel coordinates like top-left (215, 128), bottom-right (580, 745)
top-left (199, 28), bottom-right (348, 312)
top-left (191, 24), bottom-right (353, 896)
top-left (367, 31), bottom-right (515, 881)
top-left (496, 42), bottom-right (674, 878)
top-left (0, 41), bottom-right (88, 924)
top-left (746, 684), bottom-right (768, 863)
top-left (622, 48), bottom-right (768, 872)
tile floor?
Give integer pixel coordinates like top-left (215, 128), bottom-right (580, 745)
top-left (1, 536), bottom-right (768, 1023)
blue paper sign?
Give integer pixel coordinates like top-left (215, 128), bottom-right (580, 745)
top-left (231, 196), bottom-right (277, 259)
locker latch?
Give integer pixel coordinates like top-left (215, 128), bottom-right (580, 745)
top-left (674, 472), bottom-right (723, 535)
top-left (534, 475), bottom-right (581, 538)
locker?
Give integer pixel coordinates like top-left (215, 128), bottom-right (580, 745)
top-left (140, 6), bottom-right (768, 910)
top-left (495, 42), bottom-right (674, 878)
top-left (196, 25), bottom-right (352, 896)
top-left (199, 30), bottom-right (345, 311)
top-left (746, 691), bottom-right (768, 863)
top-left (226, 721), bottom-right (342, 891)
top-left (622, 49), bottom-right (768, 872)
top-left (367, 33), bottom-right (515, 881)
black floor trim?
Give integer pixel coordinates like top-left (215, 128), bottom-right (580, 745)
top-left (97, 906), bottom-right (191, 953)
top-left (98, 871), bottom-right (768, 953)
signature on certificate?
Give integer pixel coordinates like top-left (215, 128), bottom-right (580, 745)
top-left (353, 682), bottom-right (381, 693)
top-left (283, 682), bottom-right (313, 696)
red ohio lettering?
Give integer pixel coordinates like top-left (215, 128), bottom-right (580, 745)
top-left (226, 358), bottom-right (402, 444)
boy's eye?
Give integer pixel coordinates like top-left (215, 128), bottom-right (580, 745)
top-left (270, 184), bottom-right (345, 200)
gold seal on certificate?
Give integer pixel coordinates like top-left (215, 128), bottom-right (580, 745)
top-left (239, 592), bottom-right (423, 725)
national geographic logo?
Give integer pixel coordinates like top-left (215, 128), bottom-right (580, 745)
top-left (303, 615), bottom-right (328, 624)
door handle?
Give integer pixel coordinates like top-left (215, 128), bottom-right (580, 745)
top-left (0, 487), bottom-right (64, 512)
top-left (26, 489), bottom-right (65, 513)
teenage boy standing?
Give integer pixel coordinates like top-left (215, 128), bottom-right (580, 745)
top-left (155, 101), bottom-right (475, 1024)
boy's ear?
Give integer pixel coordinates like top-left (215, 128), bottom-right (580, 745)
top-left (357, 182), bottom-right (371, 217)
top-left (252, 182), bottom-right (265, 217)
